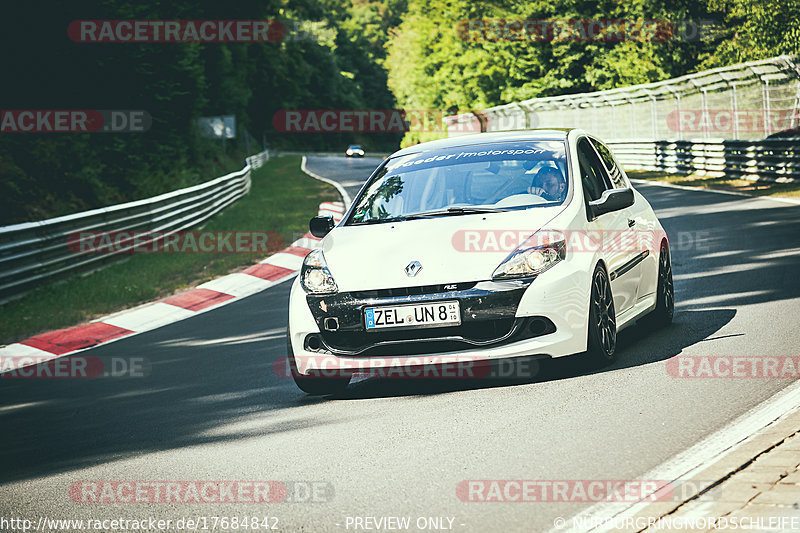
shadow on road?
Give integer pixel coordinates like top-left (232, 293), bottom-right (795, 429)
top-left (0, 283), bottom-right (310, 485)
top-left (0, 180), bottom-right (797, 485)
top-left (336, 308), bottom-right (736, 400)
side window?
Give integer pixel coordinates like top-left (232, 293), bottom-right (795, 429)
top-left (577, 138), bottom-right (611, 202)
top-left (590, 138), bottom-right (626, 189)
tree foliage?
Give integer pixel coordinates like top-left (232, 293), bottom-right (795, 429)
top-left (385, 0), bottom-right (798, 145)
top-left (1, 0), bottom-right (796, 223)
top-left (0, 0), bottom-right (403, 224)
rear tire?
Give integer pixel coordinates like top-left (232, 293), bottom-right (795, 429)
top-left (586, 265), bottom-right (617, 367)
top-left (286, 329), bottom-right (350, 395)
top-left (640, 241), bottom-right (674, 330)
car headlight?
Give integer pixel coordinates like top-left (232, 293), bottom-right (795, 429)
top-left (491, 230), bottom-right (566, 280)
top-left (301, 249), bottom-right (338, 294)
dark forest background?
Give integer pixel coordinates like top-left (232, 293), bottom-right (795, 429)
top-left (0, 0), bottom-right (797, 224)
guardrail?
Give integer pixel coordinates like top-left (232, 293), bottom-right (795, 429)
top-left (445, 55), bottom-right (800, 141)
top-left (0, 149), bottom-right (270, 303)
top-left (606, 138), bottom-right (800, 182)
top-left (443, 55), bottom-right (800, 182)
top-left (245, 150), bottom-right (270, 169)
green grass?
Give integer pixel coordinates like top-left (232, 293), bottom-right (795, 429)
top-left (0, 156), bottom-right (339, 345)
top-left (626, 170), bottom-right (800, 199)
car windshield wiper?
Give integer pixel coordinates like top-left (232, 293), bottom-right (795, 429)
top-left (350, 216), bottom-right (411, 225)
top-left (404, 206), bottom-right (508, 219)
top-left (350, 207), bottom-right (509, 224)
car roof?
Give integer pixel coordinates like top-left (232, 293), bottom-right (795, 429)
top-left (390, 129), bottom-right (574, 158)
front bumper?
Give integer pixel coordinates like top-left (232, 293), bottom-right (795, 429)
top-left (287, 261), bottom-right (591, 376)
top-left (303, 280), bottom-right (558, 356)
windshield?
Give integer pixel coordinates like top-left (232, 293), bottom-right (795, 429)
top-left (348, 141), bottom-right (568, 225)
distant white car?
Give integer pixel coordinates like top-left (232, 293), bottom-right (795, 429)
top-left (287, 129), bottom-right (674, 394)
top-left (345, 144), bottom-right (365, 157)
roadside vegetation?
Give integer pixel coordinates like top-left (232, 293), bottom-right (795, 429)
top-left (3, 0), bottom-right (796, 224)
top-left (386, 0), bottom-right (800, 146)
top-left (1, 0), bottom-right (404, 225)
top-left (0, 157), bottom-right (339, 345)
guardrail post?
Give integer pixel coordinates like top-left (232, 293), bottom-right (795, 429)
top-left (762, 79), bottom-right (771, 137)
top-left (665, 86), bottom-right (681, 139)
top-left (731, 83), bottom-right (739, 138)
top-left (647, 90), bottom-right (657, 140)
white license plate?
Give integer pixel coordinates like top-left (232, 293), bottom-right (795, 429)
top-left (364, 301), bottom-right (461, 330)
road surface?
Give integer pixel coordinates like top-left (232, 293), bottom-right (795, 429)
top-left (1, 155), bottom-right (799, 532)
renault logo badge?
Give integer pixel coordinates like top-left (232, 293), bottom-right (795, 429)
top-left (405, 261), bottom-right (422, 277)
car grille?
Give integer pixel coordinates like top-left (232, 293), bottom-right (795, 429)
top-left (309, 316), bottom-right (555, 356)
top-left (321, 318), bottom-right (515, 351)
top-left (350, 282), bottom-right (477, 299)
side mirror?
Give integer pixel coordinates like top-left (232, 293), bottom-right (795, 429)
top-left (588, 188), bottom-right (634, 219)
top-left (309, 215), bottom-right (335, 238)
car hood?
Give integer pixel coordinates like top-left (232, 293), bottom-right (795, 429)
top-left (322, 208), bottom-right (562, 291)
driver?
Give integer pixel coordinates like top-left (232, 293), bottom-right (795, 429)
top-left (527, 166), bottom-right (566, 202)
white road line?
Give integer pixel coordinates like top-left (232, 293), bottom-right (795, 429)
top-left (0, 344), bottom-right (60, 372)
top-left (102, 302), bottom-right (195, 332)
top-left (260, 252), bottom-right (304, 271)
top-left (301, 155), bottom-right (353, 208)
top-left (630, 178), bottom-right (800, 206)
top-left (548, 378), bottom-right (800, 533)
top-left (197, 273), bottom-right (277, 298)
top-left (292, 237), bottom-right (323, 250)
top-left (0, 343), bottom-right (58, 359)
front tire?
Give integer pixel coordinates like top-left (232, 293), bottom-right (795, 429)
top-left (586, 265), bottom-right (617, 366)
top-left (286, 329), bottom-right (350, 395)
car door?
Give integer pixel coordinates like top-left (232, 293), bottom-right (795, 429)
top-left (589, 137), bottom-right (655, 304)
top-left (577, 137), bottom-right (639, 314)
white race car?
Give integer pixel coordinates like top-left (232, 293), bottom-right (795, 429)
top-left (287, 129), bottom-right (673, 394)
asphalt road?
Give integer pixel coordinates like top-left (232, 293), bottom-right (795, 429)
top-left (1, 155), bottom-right (799, 532)
top-left (308, 154), bottom-right (384, 202)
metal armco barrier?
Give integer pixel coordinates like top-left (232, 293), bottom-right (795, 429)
top-left (445, 55), bottom-right (800, 182)
top-left (606, 138), bottom-right (800, 182)
top-left (245, 150), bottom-right (270, 169)
top-left (0, 149), bottom-right (270, 303)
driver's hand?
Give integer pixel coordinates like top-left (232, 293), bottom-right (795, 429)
top-left (527, 186), bottom-right (546, 196)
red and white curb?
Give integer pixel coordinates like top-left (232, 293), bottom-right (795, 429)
top-left (0, 201), bottom-right (346, 374)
